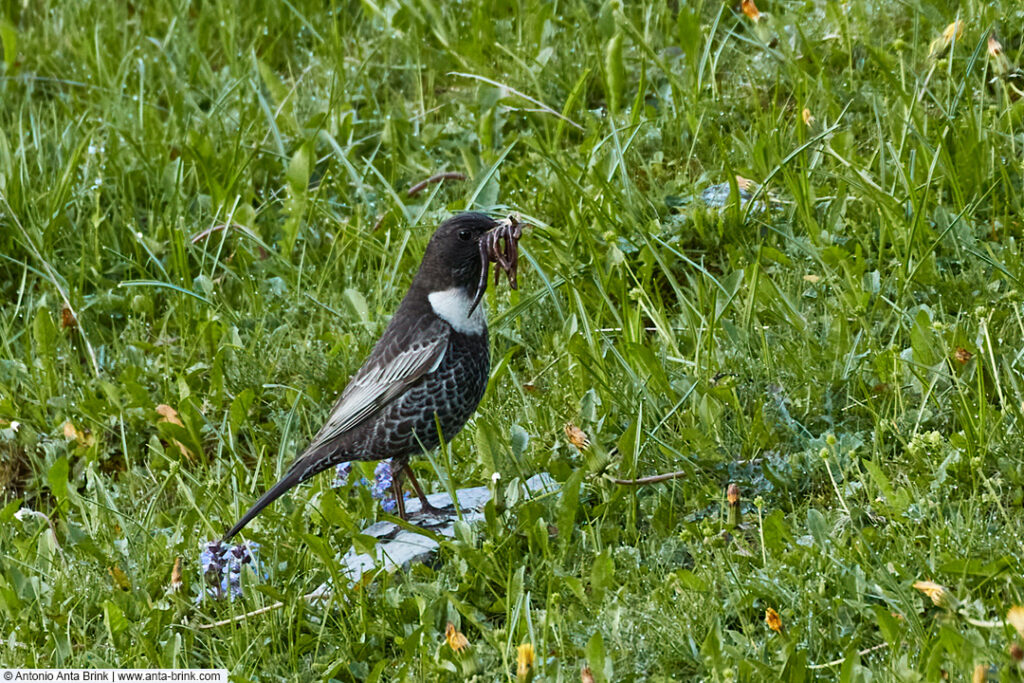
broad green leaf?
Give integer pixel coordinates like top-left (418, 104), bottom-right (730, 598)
top-left (556, 469), bottom-right (585, 546)
top-left (590, 548), bottom-right (614, 601)
top-left (0, 20), bottom-right (17, 69)
top-left (616, 407), bottom-right (641, 479)
top-left (586, 630), bottom-right (608, 682)
top-left (103, 600), bottom-right (130, 639)
top-left (343, 288), bottom-right (369, 323)
top-left (47, 456), bottom-right (69, 505)
top-left (286, 143), bottom-right (312, 193)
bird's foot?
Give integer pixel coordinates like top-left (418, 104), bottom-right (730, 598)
top-left (414, 501), bottom-right (457, 518)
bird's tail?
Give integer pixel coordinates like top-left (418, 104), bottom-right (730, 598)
top-left (222, 455), bottom-right (326, 541)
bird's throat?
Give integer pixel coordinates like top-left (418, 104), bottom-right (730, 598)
top-left (428, 287), bottom-right (486, 335)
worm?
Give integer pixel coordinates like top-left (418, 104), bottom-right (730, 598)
top-left (407, 172), bottom-right (467, 198)
top-left (468, 214), bottom-right (524, 314)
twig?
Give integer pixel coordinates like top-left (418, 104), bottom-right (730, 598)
top-left (196, 601), bottom-right (284, 629)
top-left (607, 470), bottom-right (687, 485)
top-left (407, 172), bottom-right (467, 197)
top-left (195, 584), bottom-right (331, 629)
top-left (808, 642), bottom-right (889, 669)
top-left (449, 72), bottom-right (585, 131)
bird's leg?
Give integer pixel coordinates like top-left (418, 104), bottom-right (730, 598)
top-left (402, 464), bottom-right (455, 517)
top-left (391, 467), bottom-right (409, 521)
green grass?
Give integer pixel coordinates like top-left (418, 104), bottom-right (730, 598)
top-left (2, 0), bottom-right (1024, 679)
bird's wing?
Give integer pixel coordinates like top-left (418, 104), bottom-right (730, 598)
top-left (222, 319), bottom-right (450, 540)
top-left (304, 318), bottom-right (450, 449)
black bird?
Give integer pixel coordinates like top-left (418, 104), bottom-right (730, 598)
top-left (224, 212), bottom-right (504, 540)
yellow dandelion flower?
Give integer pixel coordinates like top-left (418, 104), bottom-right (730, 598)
top-left (445, 622), bottom-right (469, 654)
top-left (943, 20), bottom-right (964, 43)
top-left (517, 643), bottom-right (536, 682)
top-left (727, 483), bottom-right (740, 506)
top-left (912, 580), bottom-right (956, 609)
top-left (170, 557), bottom-right (183, 592)
top-left (929, 20), bottom-right (964, 58)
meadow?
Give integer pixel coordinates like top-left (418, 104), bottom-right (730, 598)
top-left (1, 0), bottom-right (1024, 679)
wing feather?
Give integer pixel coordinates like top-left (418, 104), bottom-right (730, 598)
top-left (303, 319), bottom-right (450, 450)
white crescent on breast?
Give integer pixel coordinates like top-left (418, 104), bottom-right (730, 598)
top-left (428, 287), bottom-right (486, 335)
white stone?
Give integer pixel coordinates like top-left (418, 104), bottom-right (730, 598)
top-left (336, 473), bottom-right (558, 584)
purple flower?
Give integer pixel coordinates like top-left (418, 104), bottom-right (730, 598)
top-left (200, 540), bottom-right (228, 588)
top-left (199, 539), bottom-right (260, 601)
top-left (332, 463), bottom-right (352, 488)
top-left (371, 460), bottom-right (393, 500)
top-left (329, 459), bottom-right (412, 513)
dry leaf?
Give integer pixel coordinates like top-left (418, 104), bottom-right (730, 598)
top-left (972, 664), bottom-right (988, 683)
top-left (156, 404), bottom-right (194, 459)
top-left (156, 404), bottom-right (184, 427)
top-left (954, 348), bottom-right (972, 365)
top-left (765, 607), bottom-right (783, 633)
top-left (742, 0), bottom-right (760, 23)
top-left (564, 423), bottom-right (591, 451)
top-left (60, 303), bottom-right (78, 330)
top-left (1008, 606), bottom-right (1024, 639)
top-left (62, 420), bottom-right (95, 448)
top-left (445, 622), bottom-right (469, 653)
top-left (803, 274), bottom-right (821, 283)
top-left (802, 108), bottom-right (815, 126)
top-left (581, 665), bottom-right (595, 683)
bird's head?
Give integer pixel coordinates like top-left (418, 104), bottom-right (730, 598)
top-left (416, 212), bottom-right (499, 292)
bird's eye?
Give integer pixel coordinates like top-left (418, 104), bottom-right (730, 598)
top-left (458, 229), bottom-right (472, 241)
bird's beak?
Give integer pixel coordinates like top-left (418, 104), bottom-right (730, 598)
top-left (467, 266), bottom-right (488, 316)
